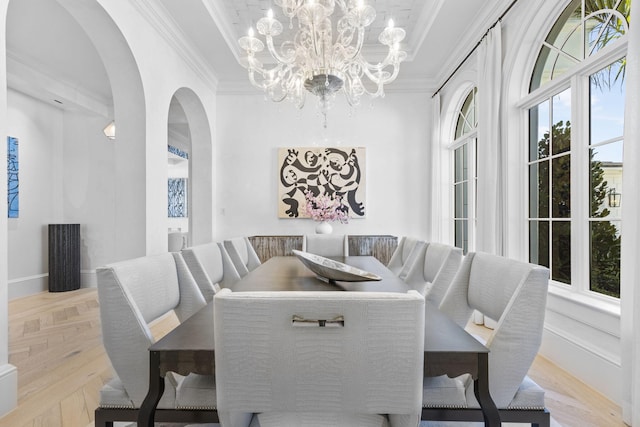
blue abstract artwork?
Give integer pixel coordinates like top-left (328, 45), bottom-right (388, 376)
top-left (7, 136), bottom-right (19, 218)
top-left (168, 145), bottom-right (189, 159)
top-left (168, 178), bottom-right (187, 217)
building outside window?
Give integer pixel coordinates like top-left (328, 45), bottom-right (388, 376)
top-left (452, 87), bottom-right (478, 254)
top-left (525, 0), bottom-right (629, 298)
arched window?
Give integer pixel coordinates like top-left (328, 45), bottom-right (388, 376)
top-left (525, 0), bottom-right (630, 298)
top-left (452, 87), bottom-right (477, 254)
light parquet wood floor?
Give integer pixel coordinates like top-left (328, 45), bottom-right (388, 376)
top-left (1, 288), bottom-right (626, 427)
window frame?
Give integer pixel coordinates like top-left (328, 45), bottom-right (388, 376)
top-left (449, 87), bottom-right (478, 254)
top-left (518, 37), bottom-right (627, 306)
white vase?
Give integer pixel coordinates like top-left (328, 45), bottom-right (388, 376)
top-left (315, 221), bottom-right (333, 234)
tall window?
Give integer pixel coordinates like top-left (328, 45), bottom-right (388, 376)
top-left (526, 0), bottom-right (629, 298)
top-left (453, 88), bottom-right (477, 254)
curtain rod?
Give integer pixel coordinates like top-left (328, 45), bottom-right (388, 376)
top-left (431, 0), bottom-right (520, 98)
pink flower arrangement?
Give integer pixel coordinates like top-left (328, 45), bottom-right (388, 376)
top-left (304, 190), bottom-right (349, 224)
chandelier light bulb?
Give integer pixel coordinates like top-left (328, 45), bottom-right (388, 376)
top-left (237, 0), bottom-right (407, 127)
top-left (248, 27), bottom-right (254, 37)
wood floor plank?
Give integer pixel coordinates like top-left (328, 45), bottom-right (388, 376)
top-left (60, 391), bottom-right (91, 427)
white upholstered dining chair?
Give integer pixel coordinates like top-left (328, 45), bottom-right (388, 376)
top-left (386, 236), bottom-right (425, 278)
top-left (181, 242), bottom-right (241, 302)
top-left (214, 288), bottom-right (425, 427)
top-left (302, 234), bottom-right (349, 257)
top-left (402, 242), bottom-right (462, 304)
top-left (422, 251), bottom-right (551, 426)
top-left (94, 252), bottom-right (217, 426)
top-left (224, 236), bottom-right (262, 277)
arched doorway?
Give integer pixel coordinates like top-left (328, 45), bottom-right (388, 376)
top-left (171, 87), bottom-right (214, 245)
top-left (1, 0), bottom-right (146, 415)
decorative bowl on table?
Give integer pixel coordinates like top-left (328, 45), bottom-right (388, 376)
top-left (292, 249), bottom-right (382, 283)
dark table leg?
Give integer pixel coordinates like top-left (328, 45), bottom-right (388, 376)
top-left (138, 351), bottom-right (165, 426)
top-left (474, 353), bottom-right (501, 427)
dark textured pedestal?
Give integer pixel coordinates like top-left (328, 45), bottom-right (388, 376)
top-left (48, 224), bottom-right (81, 292)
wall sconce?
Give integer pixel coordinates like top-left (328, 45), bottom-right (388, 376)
top-left (103, 121), bottom-right (116, 140)
top-left (608, 188), bottom-right (621, 208)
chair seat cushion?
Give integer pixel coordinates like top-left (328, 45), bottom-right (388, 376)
top-left (423, 374), bottom-right (545, 410)
top-left (99, 378), bottom-right (136, 409)
top-left (175, 373), bottom-right (217, 410)
top-left (99, 372), bottom-right (196, 410)
top-left (249, 412), bottom-right (390, 427)
top-left (99, 376), bottom-right (177, 409)
top-left (422, 375), bottom-right (470, 408)
top-left (506, 375), bottom-right (546, 410)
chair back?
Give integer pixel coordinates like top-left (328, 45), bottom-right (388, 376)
top-left (224, 237), bottom-right (262, 277)
top-left (439, 252), bottom-right (549, 407)
top-left (302, 234), bottom-right (349, 257)
top-left (403, 242), bottom-right (462, 304)
top-left (182, 242), bottom-right (241, 301)
top-left (214, 289), bottom-right (425, 427)
top-left (168, 230), bottom-right (187, 251)
top-left (386, 236), bottom-right (423, 276)
top-left (96, 252), bottom-right (206, 407)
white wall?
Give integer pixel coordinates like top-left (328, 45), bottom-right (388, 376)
top-left (6, 89), bottom-right (63, 298)
top-left (61, 111), bottom-right (118, 287)
top-left (215, 91), bottom-right (431, 241)
top-left (0, 1), bottom-right (17, 414)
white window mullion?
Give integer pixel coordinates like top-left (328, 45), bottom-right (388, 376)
top-left (469, 138), bottom-right (478, 252)
top-left (571, 74), bottom-right (590, 294)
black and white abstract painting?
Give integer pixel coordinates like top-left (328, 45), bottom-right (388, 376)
top-left (278, 147), bottom-right (366, 219)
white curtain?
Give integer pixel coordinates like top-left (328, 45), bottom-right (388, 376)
top-left (429, 93), bottom-right (442, 243)
top-left (476, 21), bottom-right (503, 255)
top-left (620, 1), bottom-right (640, 424)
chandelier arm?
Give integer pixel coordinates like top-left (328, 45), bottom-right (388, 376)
top-left (348, 25), bottom-right (366, 61)
top-left (360, 48), bottom-right (399, 72)
top-left (360, 62), bottom-right (401, 85)
top-left (267, 91), bottom-right (289, 103)
top-left (248, 64), bottom-right (286, 91)
top-left (265, 35), bottom-right (297, 65)
top-left (354, 74), bottom-right (385, 98)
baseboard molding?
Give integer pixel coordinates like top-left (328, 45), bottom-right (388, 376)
top-left (9, 271), bottom-right (97, 300)
top-left (81, 270), bottom-right (97, 288)
top-left (8, 274), bottom-right (47, 300)
top-left (540, 326), bottom-right (622, 405)
top-left (0, 364), bottom-right (17, 417)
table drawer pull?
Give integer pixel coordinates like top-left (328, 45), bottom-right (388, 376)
top-left (292, 315), bottom-right (345, 328)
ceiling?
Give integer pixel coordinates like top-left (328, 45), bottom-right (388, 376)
top-left (5, 0), bottom-right (514, 113)
top-left (159, 0), bottom-right (514, 91)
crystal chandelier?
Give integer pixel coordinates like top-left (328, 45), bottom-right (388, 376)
top-left (238, 0), bottom-right (407, 127)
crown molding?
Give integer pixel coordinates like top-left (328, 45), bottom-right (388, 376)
top-left (201, 0), bottom-right (243, 64)
top-left (431, 0), bottom-right (513, 92)
top-left (131, 0), bottom-right (219, 90)
top-left (6, 50), bottom-right (112, 116)
top-left (406, 0), bottom-right (447, 62)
